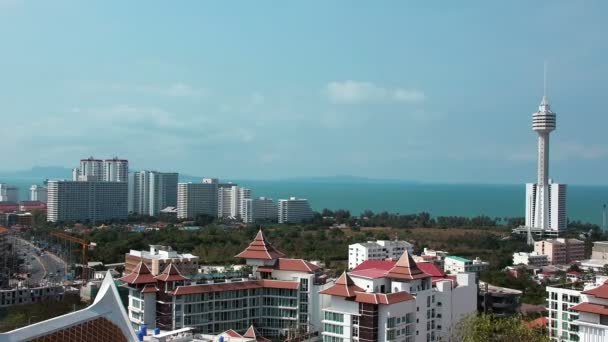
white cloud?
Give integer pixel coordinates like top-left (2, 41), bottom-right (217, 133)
top-left (325, 80), bottom-right (425, 104)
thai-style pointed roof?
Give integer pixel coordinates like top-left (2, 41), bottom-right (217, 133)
top-left (385, 251), bottom-right (430, 281)
top-left (319, 272), bottom-right (364, 297)
top-left (155, 263), bottom-right (188, 282)
top-left (235, 229), bottom-right (285, 260)
top-left (244, 325), bottom-right (271, 342)
top-left (118, 261), bottom-right (157, 284)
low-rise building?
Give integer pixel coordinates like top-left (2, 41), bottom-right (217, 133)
top-left (0, 284), bottom-right (65, 307)
top-left (591, 241), bottom-right (608, 261)
top-left (348, 240), bottom-right (415, 269)
top-left (513, 251), bottom-right (549, 267)
top-left (534, 238), bottom-right (585, 265)
top-left (321, 252), bottom-right (477, 342)
top-left (444, 256), bottom-right (489, 275)
top-left (124, 245), bottom-right (199, 276)
top-left (478, 281), bottom-right (522, 318)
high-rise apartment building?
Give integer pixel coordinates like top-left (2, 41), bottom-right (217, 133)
top-left (46, 180), bottom-right (128, 223)
top-left (78, 157), bottom-right (103, 180)
top-left (252, 197), bottom-right (278, 223)
top-left (0, 184), bottom-right (19, 202)
top-left (526, 182), bottom-right (567, 232)
top-left (278, 197), bottom-right (313, 224)
top-left (217, 184), bottom-right (251, 220)
top-left (29, 185), bottom-right (48, 203)
top-left (348, 240), bottom-right (415, 269)
top-left (534, 238), bottom-right (585, 265)
top-left (103, 157), bottom-right (129, 182)
top-left (128, 171), bottom-right (178, 216)
top-left (177, 179), bottom-right (218, 219)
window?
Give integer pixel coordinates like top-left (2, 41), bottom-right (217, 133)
top-left (352, 316), bottom-right (359, 325)
top-left (324, 311), bottom-right (344, 322)
top-left (388, 317), bottom-right (396, 328)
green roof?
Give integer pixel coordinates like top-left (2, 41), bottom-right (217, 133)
top-left (446, 256), bottom-right (470, 262)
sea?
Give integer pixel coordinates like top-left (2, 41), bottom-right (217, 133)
top-left (4, 175), bottom-right (607, 225)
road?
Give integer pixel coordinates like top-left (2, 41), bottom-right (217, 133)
top-left (14, 237), bottom-right (67, 285)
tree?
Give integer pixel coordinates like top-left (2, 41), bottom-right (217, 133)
top-left (454, 314), bottom-right (549, 342)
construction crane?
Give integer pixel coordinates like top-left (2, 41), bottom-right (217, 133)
top-left (50, 232), bottom-right (96, 281)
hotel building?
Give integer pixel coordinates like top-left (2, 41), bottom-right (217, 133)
top-left (535, 238), bottom-right (586, 265)
top-left (124, 245), bottom-right (199, 276)
top-left (320, 252), bottom-right (477, 342)
top-left (571, 280), bottom-right (608, 341)
top-left (119, 230), bottom-right (327, 340)
top-left (128, 171), bottom-right (178, 217)
top-left (278, 197), bottom-right (313, 224)
top-left (443, 256), bottom-right (489, 275)
top-left (0, 184), bottom-right (19, 202)
top-left (348, 240), bottom-right (415, 269)
top-left (29, 185), bottom-right (47, 203)
top-left (177, 179), bottom-right (218, 220)
top-left (217, 184), bottom-right (251, 220)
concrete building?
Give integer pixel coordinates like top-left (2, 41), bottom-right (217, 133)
top-left (348, 240), bottom-right (415, 269)
top-left (0, 284), bottom-right (65, 307)
top-left (103, 157), bottom-right (129, 182)
top-left (443, 256), bottom-right (489, 275)
top-left (124, 245), bottom-right (199, 276)
top-left (46, 180), bottom-right (128, 223)
top-left (524, 89), bottom-right (568, 234)
top-left (278, 197), bottom-right (313, 224)
top-left (571, 278), bottom-right (608, 341)
top-left (513, 251), bottom-right (549, 267)
top-left (217, 184), bottom-right (251, 220)
top-left (128, 171), bottom-right (178, 217)
top-left (248, 197), bottom-right (278, 224)
top-left (78, 156), bottom-right (104, 180)
top-left (177, 179), bottom-right (218, 220)
top-left (0, 184), bottom-right (19, 202)
top-left (120, 230), bottom-right (326, 340)
top-left (0, 271), bottom-right (138, 341)
top-left (534, 238), bottom-right (585, 265)
top-left (29, 185), bottom-right (47, 203)
top-left (478, 282), bottom-right (522, 318)
top-left (321, 252), bottom-right (477, 342)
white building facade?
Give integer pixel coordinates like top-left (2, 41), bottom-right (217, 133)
top-left (29, 185), bottom-right (47, 203)
top-left (571, 279), bottom-right (608, 342)
top-left (443, 256), bottom-right (489, 274)
top-left (278, 197), bottom-right (313, 224)
top-left (103, 157), bottom-right (129, 182)
top-left (0, 184), bottom-right (19, 202)
top-left (526, 182), bottom-right (567, 232)
top-left (512, 251), bottom-right (549, 267)
top-left (348, 240), bottom-right (415, 269)
top-left (128, 171), bottom-right (178, 216)
top-left (47, 180), bottom-right (128, 223)
top-left (217, 184), bottom-right (251, 220)
top-left (177, 179), bottom-right (218, 220)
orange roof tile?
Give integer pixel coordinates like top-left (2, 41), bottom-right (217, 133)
top-left (172, 279), bottom-right (299, 296)
top-left (352, 260), bottom-right (396, 272)
top-left (119, 262), bottom-right (157, 285)
top-left (525, 317), bottom-right (548, 329)
top-left (155, 263), bottom-right (188, 282)
top-left (354, 291), bottom-right (415, 305)
top-left (385, 251), bottom-right (430, 281)
top-left (582, 283), bottom-right (608, 299)
top-left (320, 272), bottom-right (364, 297)
top-left (235, 229), bottom-right (285, 260)
top-left (244, 325), bottom-right (271, 342)
top-left (571, 302), bottom-right (608, 315)
top-left (224, 329), bottom-right (243, 338)
top-left (256, 258), bottom-right (321, 274)
top-left (259, 279), bottom-right (299, 290)
top-left (141, 284), bottom-right (160, 293)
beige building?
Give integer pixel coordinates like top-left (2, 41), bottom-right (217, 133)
top-left (590, 241), bottom-right (608, 260)
top-left (124, 245), bottom-right (199, 276)
top-left (534, 238), bottom-right (585, 265)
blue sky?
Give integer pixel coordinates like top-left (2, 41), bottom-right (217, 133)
top-left (1, 1), bottom-right (607, 184)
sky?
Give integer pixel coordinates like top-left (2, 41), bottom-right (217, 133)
top-left (0, 1), bottom-right (607, 184)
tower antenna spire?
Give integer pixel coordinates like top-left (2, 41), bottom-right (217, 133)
top-left (543, 61), bottom-right (548, 98)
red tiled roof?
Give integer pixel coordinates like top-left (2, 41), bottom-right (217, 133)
top-left (352, 260), bottom-right (396, 272)
top-left (235, 229), bottom-right (285, 260)
top-left (256, 258), bottom-right (321, 274)
top-left (119, 262), bottom-right (157, 285)
top-left (354, 291), bottom-right (415, 305)
top-left (244, 325), bottom-right (271, 342)
top-left (385, 251), bottom-right (430, 281)
top-left (582, 283), bottom-right (608, 299)
top-left (349, 268), bottom-right (389, 279)
top-left (155, 263), bottom-right (188, 282)
top-left (141, 284), bottom-right (160, 293)
top-left (525, 317), bottom-right (548, 328)
top-left (172, 279), bottom-right (299, 296)
top-left (417, 262), bottom-right (446, 277)
top-left (571, 302), bottom-right (608, 315)
top-left (224, 329), bottom-right (243, 338)
top-left (256, 266), bottom-right (274, 273)
top-left (320, 272), bottom-right (364, 297)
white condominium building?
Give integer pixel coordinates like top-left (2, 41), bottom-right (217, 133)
top-left (278, 197), bottom-right (313, 224)
top-left (218, 184), bottom-right (252, 220)
top-left (0, 184), bottom-right (19, 202)
top-left (571, 278), bottom-right (608, 341)
top-left (128, 171), bottom-right (178, 216)
top-left (29, 185), bottom-right (48, 202)
top-left (512, 251), bottom-right (549, 267)
top-left (321, 252), bottom-right (477, 342)
top-left (46, 180), bottom-right (128, 223)
top-left (348, 240), bottom-right (415, 269)
top-left (177, 179), bottom-right (218, 219)
top-left (443, 256), bottom-right (489, 274)
top-left (103, 157), bottom-right (129, 182)
top-left (526, 182), bottom-right (567, 232)
top-left (78, 157), bottom-right (103, 180)
top-left (242, 197), bottom-right (278, 224)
